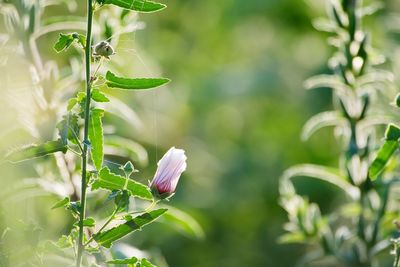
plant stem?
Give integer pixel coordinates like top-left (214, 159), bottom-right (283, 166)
top-left (370, 184), bottom-right (389, 246)
top-left (84, 200), bottom-right (158, 246)
top-left (76, 0), bottom-right (93, 266)
top-left (84, 208), bottom-right (118, 246)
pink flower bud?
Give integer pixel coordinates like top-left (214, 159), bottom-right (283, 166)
top-left (150, 147), bottom-right (187, 198)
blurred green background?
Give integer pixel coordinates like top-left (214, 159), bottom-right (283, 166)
top-left (2, 0), bottom-right (400, 266)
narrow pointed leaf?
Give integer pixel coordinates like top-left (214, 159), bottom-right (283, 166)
top-left (301, 111), bottom-right (345, 141)
top-left (5, 139), bottom-right (68, 163)
top-left (304, 75), bottom-right (351, 97)
top-left (88, 109), bottom-right (104, 170)
top-left (93, 209), bottom-right (167, 248)
top-left (105, 71), bottom-right (170, 90)
top-left (92, 167), bottom-right (152, 200)
top-left (140, 258), bottom-right (157, 267)
top-left (369, 124), bottom-right (400, 180)
top-left (281, 164), bottom-right (359, 199)
top-left (51, 197), bottom-right (70, 210)
top-left (100, 0), bottom-right (166, 13)
top-left (161, 206), bottom-right (205, 240)
top-left (106, 257), bottom-right (138, 264)
top-left (104, 136), bottom-right (148, 165)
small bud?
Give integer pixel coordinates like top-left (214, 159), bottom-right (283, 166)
top-left (71, 32), bottom-right (79, 39)
top-left (150, 147), bottom-right (187, 199)
top-left (93, 41), bottom-right (115, 59)
top-left (122, 161), bottom-right (136, 177)
top-left (395, 93), bottom-right (400, 108)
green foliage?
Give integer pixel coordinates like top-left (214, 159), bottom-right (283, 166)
top-left (279, 0), bottom-right (399, 266)
top-left (122, 161), bottom-right (136, 176)
top-left (51, 197), bottom-right (70, 210)
top-left (369, 124), bottom-right (400, 180)
top-left (88, 108), bottom-right (105, 170)
top-left (56, 234), bottom-right (75, 249)
top-left (106, 257), bottom-right (138, 264)
top-left (92, 167), bottom-right (153, 200)
top-left (114, 190), bottom-right (130, 212)
top-left (57, 113), bottom-right (79, 145)
top-left (54, 33), bottom-right (86, 52)
top-left (91, 89), bottom-right (110, 102)
top-left (161, 206), bottom-right (205, 240)
top-left (301, 111), bottom-right (344, 141)
top-left (140, 258), bottom-right (157, 267)
top-left (5, 140), bottom-right (67, 162)
top-left (385, 123), bottom-right (400, 141)
top-left (82, 217), bottom-right (95, 227)
top-left (369, 141), bottom-right (398, 180)
top-left (281, 164), bottom-right (358, 198)
top-left (106, 257), bottom-right (157, 267)
top-left (93, 209), bottom-right (167, 248)
top-left (0, 0), bottom-right (192, 266)
top-left (98, 0), bottom-right (166, 13)
top-left (105, 71), bottom-right (170, 90)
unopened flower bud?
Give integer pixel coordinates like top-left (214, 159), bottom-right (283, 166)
top-left (150, 147), bottom-right (187, 199)
top-left (93, 41), bottom-right (115, 59)
top-left (122, 161), bottom-right (137, 177)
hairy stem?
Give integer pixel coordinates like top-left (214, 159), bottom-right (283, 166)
top-left (76, 0), bottom-right (93, 265)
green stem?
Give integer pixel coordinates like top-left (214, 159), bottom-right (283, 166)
top-left (84, 200), bottom-right (158, 246)
top-left (394, 247), bottom-right (400, 267)
top-left (76, 0), bottom-right (93, 266)
top-left (84, 208), bottom-right (118, 247)
top-left (371, 186), bottom-right (389, 246)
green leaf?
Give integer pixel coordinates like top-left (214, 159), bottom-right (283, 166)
top-left (369, 124), bottom-right (400, 180)
top-left (140, 258), bottom-right (157, 267)
top-left (105, 71), bottom-right (170, 90)
top-left (369, 141), bottom-right (398, 180)
top-left (67, 201), bottom-right (81, 217)
top-left (100, 0), bottom-right (166, 13)
top-left (115, 190), bottom-right (130, 213)
top-left (106, 257), bottom-right (138, 264)
top-left (304, 75), bottom-right (351, 98)
top-left (51, 197), bottom-right (70, 210)
top-left (278, 232), bottom-right (307, 244)
top-left (56, 235), bottom-right (74, 248)
top-left (105, 136), bottom-right (148, 165)
top-left (76, 33), bottom-right (86, 48)
top-left (54, 32), bottom-right (86, 52)
top-left (73, 217), bottom-right (96, 227)
top-left (57, 113), bottom-right (79, 145)
top-left (385, 123), bottom-right (400, 141)
top-left (91, 89), bottom-right (110, 102)
top-left (92, 167), bottom-right (152, 200)
top-left (161, 206), bottom-right (204, 240)
top-left (301, 111), bottom-right (345, 141)
top-left (83, 217), bottom-right (95, 227)
top-left (54, 33), bottom-right (74, 52)
top-left (67, 98), bottom-right (78, 111)
top-left (93, 209), bottom-right (167, 248)
top-left (122, 161), bottom-right (136, 176)
top-left (88, 109), bottom-right (104, 170)
top-left (5, 139), bottom-right (68, 163)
